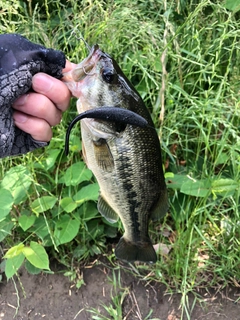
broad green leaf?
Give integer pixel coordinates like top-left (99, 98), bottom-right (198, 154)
top-left (91, 244), bottom-right (101, 255)
top-left (211, 179), bottom-right (238, 197)
top-left (1, 165), bottom-right (32, 204)
top-left (45, 149), bottom-right (61, 170)
top-left (32, 216), bottom-right (54, 246)
top-left (5, 254), bottom-right (25, 280)
top-left (60, 197), bottom-right (78, 213)
top-left (64, 162), bottom-right (92, 186)
top-left (73, 183), bottom-right (99, 204)
top-left (54, 214), bottom-right (80, 245)
top-left (67, 134), bottom-right (82, 154)
top-left (4, 243), bottom-right (25, 259)
top-left (18, 214), bottom-right (36, 231)
top-left (1, 165), bottom-right (27, 189)
top-left (0, 215), bottom-right (14, 241)
top-left (215, 152), bottom-right (229, 166)
top-left (225, 0), bottom-right (240, 12)
top-left (31, 196), bottom-right (57, 214)
top-left (80, 202), bottom-right (99, 221)
top-left (180, 178), bottom-right (210, 197)
top-left (105, 225), bottom-right (118, 238)
top-left (73, 245), bottom-right (88, 258)
top-left (22, 241), bottom-right (49, 270)
top-left (0, 189), bottom-right (14, 219)
top-left (164, 172), bottom-right (174, 179)
top-left (25, 259), bottom-right (42, 275)
top-left (87, 220), bottom-right (104, 238)
top-left (166, 174), bottom-right (190, 190)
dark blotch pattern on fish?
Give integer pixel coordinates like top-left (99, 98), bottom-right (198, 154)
top-left (116, 147), bottom-right (142, 240)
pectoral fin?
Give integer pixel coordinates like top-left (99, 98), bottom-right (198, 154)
top-left (81, 141), bottom-right (88, 166)
top-left (97, 195), bottom-right (119, 223)
top-left (93, 139), bottom-right (114, 172)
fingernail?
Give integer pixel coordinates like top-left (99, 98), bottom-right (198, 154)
top-left (32, 73), bottom-right (53, 93)
top-left (13, 112), bottom-right (28, 123)
top-left (14, 94), bottom-right (28, 106)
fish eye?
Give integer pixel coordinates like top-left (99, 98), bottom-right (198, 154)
top-left (102, 68), bottom-right (116, 83)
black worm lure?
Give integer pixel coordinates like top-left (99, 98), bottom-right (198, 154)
top-left (65, 107), bottom-right (148, 156)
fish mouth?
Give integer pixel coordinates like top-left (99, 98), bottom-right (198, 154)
top-left (68, 44), bottom-right (102, 82)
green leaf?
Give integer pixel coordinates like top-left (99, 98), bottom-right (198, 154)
top-left (22, 241), bottom-right (49, 270)
top-left (180, 178), bottom-right (210, 197)
top-left (91, 244), bottom-right (101, 255)
top-left (32, 216), bottom-right (54, 246)
top-left (31, 196), bottom-right (57, 214)
top-left (67, 134), bottom-right (82, 154)
top-left (45, 149), bottom-right (61, 170)
top-left (54, 214), bottom-right (80, 245)
top-left (164, 172), bottom-right (174, 179)
top-left (4, 243), bottom-right (25, 259)
top-left (1, 165), bottom-right (32, 204)
top-left (60, 197), bottom-right (78, 213)
top-left (18, 214), bottom-right (36, 231)
top-left (225, 0), bottom-right (240, 12)
top-left (0, 189), bottom-right (14, 220)
top-left (0, 215), bottom-right (14, 241)
top-left (87, 220), bottom-right (104, 238)
top-left (215, 152), bottom-right (229, 166)
top-left (166, 174), bottom-right (190, 190)
top-left (73, 183), bottom-right (99, 204)
top-left (5, 254), bottom-right (25, 280)
top-left (79, 202), bottom-right (99, 221)
top-left (25, 260), bottom-right (42, 275)
top-left (211, 179), bottom-right (238, 197)
top-left (154, 56), bottom-right (162, 72)
top-left (105, 225), bottom-right (118, 238)
top-left (64, 162), bottom-right (92, 186)
top-left (73, 245), bottom-right (88, 258)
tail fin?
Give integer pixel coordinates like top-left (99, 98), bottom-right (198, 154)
top-left (115, 237), bottom-right (157, 263)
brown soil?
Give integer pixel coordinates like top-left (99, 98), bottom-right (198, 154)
top-left (0, 259), bottom-right (240, 320)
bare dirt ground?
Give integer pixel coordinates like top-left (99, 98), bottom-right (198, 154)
top-left (0, 258), bottom-right (240, 320)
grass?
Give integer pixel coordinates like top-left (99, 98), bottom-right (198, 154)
top-left (0, 0), bottom-right (240, 319)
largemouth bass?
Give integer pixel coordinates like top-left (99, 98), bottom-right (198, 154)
top-left (62, 45), bottom-right (168, 263)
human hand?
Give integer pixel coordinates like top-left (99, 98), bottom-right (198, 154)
top-left (12, 60), bottom-right (75, 142)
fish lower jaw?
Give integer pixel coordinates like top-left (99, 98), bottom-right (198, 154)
top-left (63, 81), bottom-right (83, 99)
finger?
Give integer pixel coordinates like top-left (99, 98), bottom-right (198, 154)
top-left (13, 111), bottom-right (53, 142)
top-left (62, 60), bottom-right (76, 73)
top-left (13, 93), bottom-right (62, 126)
top-left (32, 73), bottom-right (71, 111)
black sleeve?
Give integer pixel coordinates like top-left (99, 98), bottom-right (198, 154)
top-left (0, 33), bottom-right (66, 158)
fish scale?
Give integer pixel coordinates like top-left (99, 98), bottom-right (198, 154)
top-left (62, 44), bottom-right (169, 263)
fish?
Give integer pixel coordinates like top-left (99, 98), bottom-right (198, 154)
top-left (62, 45), bottom-right (168, 263)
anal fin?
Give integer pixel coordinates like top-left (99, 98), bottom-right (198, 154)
top-left (97, 195), bottom-right (119, 223)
